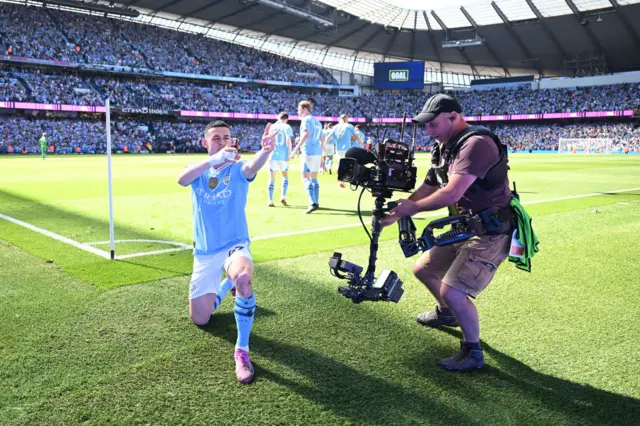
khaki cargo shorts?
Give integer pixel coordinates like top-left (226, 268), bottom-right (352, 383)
top-left (414, 234), bottom-right (510, 298)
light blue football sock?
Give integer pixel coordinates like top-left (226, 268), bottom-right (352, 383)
top-left (311, 178), bottom-right (320, 205)
top-left (282, 178), bottom-right (288, 199)
top-left (267, 180), bottom-right (275, 202)
top-left (212, 277), bottom-right (234, 313)
top-left (234, 292), bottom-right (256, 351)
top-left (304, 178), bottom-right (314, 205)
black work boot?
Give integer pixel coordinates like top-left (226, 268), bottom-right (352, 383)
top-left (439, 341), bottom-right (485, 372)
top-left (416, 306), bottom-right (459, 328)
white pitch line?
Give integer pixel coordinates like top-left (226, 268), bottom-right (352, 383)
top-left (252, 186), bottom-right (640, 241)
top-left (251, 211), bottom-right (443, 241)
top-left (84, 239), bottom-right (191, 248)
top-left (523, 187), bottom-right (640, 205)
top-left (1, 186), bottom-right (638, 260)
top-left (83, 239), bottom-right (193, 260)
top-left (0, 212), bottom-right (111, 259)
top-left (116, 247), bottom-right (191, 260)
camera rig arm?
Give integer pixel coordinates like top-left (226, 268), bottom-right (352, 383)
top-left (394, 209), bottom-right (482, 258)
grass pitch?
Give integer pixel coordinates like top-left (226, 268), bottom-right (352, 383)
top-left (1, 153), bottom-right (639, 425)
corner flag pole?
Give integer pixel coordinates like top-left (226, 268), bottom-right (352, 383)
top-left (106, 97), bottom-right (115, 260)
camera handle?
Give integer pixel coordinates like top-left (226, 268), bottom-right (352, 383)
top-left (366, 190), bottom-right (395, 283)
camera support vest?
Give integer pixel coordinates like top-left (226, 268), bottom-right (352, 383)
top-left (430, 126), bottom-right (513, 232)
top-left (430, 125), bottom-right (509, 192)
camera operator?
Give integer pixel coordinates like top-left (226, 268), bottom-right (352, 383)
top-left (380, 94), bottom-right (513, 372)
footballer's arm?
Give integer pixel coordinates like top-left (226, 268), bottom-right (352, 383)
top-left (242, 124), bottom-right (276, 179)
top-left (177, 158), bottom-right (213, 187)
top-left (291, 129), bottom-right (310, 157)
top-left (177, 151), bottom-right (239, 186)
top-left (353, 133), bottom-right (364, 148)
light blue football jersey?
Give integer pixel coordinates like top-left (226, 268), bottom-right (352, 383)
top-left (271, 121), bottom-right (293, 161)
top-left (353, 130), bottom-right (365, 148)
top-left (190, 161), bottom-right (254, 255)
top-left (300, 115), bottom-right (322, 156)
top-left (322, 129), bottom-right (334, 146)
top-left (331, 123), bottom-right (356, 151)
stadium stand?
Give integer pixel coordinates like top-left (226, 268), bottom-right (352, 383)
top-left (2, 66), bottom-right (640, 116)
top-left (1, 2), bottom-right (640, 156)
top-left (2, 114), bottom-right (639, 155)
top-left (0, 3), bottom-right (337, 84)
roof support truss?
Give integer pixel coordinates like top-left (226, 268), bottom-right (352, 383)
top-left (460, 6), bottom-right (509, 76)
top-left (524, 0), bottom-right (569, 61)
top-left (491, 1), bottom-right (542, 77)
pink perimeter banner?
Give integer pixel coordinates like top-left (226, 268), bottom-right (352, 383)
top-left (180, 110), bottom-right (366, 122)
top-left (2, 102), bottom-right (103, 112)
top-left (373, 110), bottom-right (633, 123)
top-left (0, 101), bottom-right (632, 122)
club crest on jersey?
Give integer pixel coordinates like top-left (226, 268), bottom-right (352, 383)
top-left (208, 176), bottom-right (219, 189)
top-left (223, 175), bottom-right (230, 186)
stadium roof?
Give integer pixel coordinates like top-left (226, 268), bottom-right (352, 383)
top-left (109, 0), bottom-right (640, 76)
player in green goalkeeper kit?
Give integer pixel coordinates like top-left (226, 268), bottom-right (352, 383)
top-left (39, 133), bottom-right (47, 160)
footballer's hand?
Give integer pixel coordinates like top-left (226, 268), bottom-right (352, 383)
top-left (209, 148), bottom-right (238, 169)
top-left (261, 123), bottom-right (277, 153)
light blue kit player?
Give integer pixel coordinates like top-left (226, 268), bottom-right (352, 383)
top-left (331, 113), bottom-right (363, 159)
top-left (321, 123), bottom-right (335, 174)
top-left (291, 100), bottom-right (323, 214)
top-left (354, 125), bottom-right (365, 148)
top-left (177, 120), bottom-right (275, 384)
top-left (268, 111), bottom-right (293, 207)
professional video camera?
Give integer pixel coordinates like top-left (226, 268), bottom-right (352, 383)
top-left (329, 113), bottom-right (418, 304)
top-left (337, 138), bottom-right (417, 193)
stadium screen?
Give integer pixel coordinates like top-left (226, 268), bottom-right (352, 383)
top-left (373, 61), bottom-right (425, 90)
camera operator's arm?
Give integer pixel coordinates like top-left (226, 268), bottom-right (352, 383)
top-left (384, 135), bottom-right (497, 223)
top-left (408, 182), bottom-right (438, 202)
top-left (413, 173), bottom-right (476, 211)
top-left (379, 183), bottom-right (438, 228)
top-left (382, 174), bottom-right (476, 226)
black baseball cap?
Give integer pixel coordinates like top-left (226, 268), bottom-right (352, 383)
top-left (412, 94), bottom-right (463, 124)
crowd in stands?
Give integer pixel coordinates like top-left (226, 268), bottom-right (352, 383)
top-left (456, 84), bottom-right (640, 116)
top-left (2, 114), bottom-right (639, 155)
top-left (5, 2), bottom-right (640, 115)
top-left (2, 2), bottom-right (640, 156)
top-left (3, 66), bottom-right (640, 119)
top-left (0, 116), bottom-right (149, 154)
top-left (0, 5), bottom-right (78, 62)
top-left (0, 116), bottom-right (268, 154)
top-left (0, 3), bottom-right (336, 84)
top-left (0, 73), bottom-right (28, 102)
top-left (490, 122), bottom-right (640, 151)
top-left (14, 68), bottom-right (102, 105)
top-left (48, 9), bottom-right (145, 69)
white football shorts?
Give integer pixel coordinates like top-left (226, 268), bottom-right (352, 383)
top-left (301, 155), bottom-right (322, 173)
top-left (189, 241), bottom-right (252, 300)
top-left (269, 159), bottom-right (289, 172)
